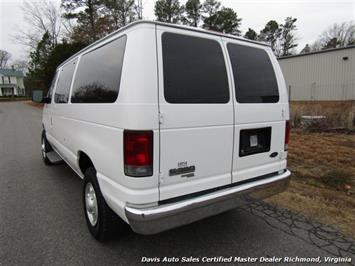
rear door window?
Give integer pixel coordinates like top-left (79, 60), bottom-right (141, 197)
top-left (227, 44), bottom-right (279, 103)
top-left (71, 35), bottom-right (127, 103)
top-left (162, 32), bottom-right (229, 103)
top-left (54, 59), bottom-right (77, 103)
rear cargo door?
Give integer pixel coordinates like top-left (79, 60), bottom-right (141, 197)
top-left (157, 26), bottom-right (234, 201)
top-left (224, 39), bottom-right (289, 183)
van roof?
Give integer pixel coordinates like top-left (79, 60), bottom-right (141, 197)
top-left (59, 20), bottom-right (269, 68)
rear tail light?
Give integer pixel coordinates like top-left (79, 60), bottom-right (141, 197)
top-left (124, 130), bottom-right (153, 177)
top-left (284, 121), bottom-right (290, 151)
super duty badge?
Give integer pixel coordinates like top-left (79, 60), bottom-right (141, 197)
top-left (169, 161), bottom-right (195, 177)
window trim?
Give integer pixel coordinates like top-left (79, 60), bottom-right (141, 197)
top-left (226, 42), bottom-right (280, 104)
top-left (47, 70), bottom-right (60, 103)
top-left (69, 34), bottom-right (127, 104)
top-left (82, 34), bottom-right (127, 58)
top-left (161, 31), bottom-right (230, 104)
top-left (68, 56), bottom-right (81, 104)
top-left (53, 67), bottom-right (63, 104)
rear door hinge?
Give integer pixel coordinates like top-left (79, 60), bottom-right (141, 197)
top-left (159, 172), bottom-right (164, 184)
top-left (159, 112), bottom-right (164, 125)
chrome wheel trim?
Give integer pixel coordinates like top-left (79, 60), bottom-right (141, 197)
top-left (41, 137), bottom-right (46, 158)
top-left (85, 182), bottom-right (98, 226)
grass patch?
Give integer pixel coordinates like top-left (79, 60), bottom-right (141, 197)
top-left (268, 130), bottom-right (355, 238)
top-left (321, 169), bottom-right (353, 190)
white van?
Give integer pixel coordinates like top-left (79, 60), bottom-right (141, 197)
top-left (40, 20), bottom-right (291, 241)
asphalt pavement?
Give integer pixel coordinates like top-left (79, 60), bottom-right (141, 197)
top-left (0, 102), bottom-right (354, 266)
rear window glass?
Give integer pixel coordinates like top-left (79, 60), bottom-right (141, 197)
top-left (227, 44), bottom-right (279, 103)
top-left (54, 59), bottom-right (77, 103)
top-left (71, 35), bottom-right (127, 103)
top-left (162, 33), bottom-right (229, 103)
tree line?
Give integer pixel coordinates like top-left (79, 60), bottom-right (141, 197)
top-left (19, 0), bottom-right (299, 91)
top-left (1, 0), bottom-right (354, 93)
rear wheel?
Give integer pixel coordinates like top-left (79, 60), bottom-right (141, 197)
top-left (83, 167), bottom-right (125, 241)
top-left (41, 130), bottom-right (53, 165)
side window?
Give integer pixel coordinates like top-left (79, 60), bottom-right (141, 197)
top-left (227, 44), bottom-right (279, 103)
top-left (71, 36), bottom-right (127, 103)
top-left (162, 32), bottom-right (229, 104)
top-left (54, 59), bottom-right (77, 103)
top-left (47, 71), bottom-right (58, 100)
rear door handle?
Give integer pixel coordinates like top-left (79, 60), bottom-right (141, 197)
top-left (270, 152), bottom-right (278, 158)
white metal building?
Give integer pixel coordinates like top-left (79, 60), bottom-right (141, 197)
top-left (278, 46), bottom-right (355, 101)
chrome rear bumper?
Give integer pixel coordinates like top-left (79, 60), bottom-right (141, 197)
top-left (125, 170), bottom-right (291, 235)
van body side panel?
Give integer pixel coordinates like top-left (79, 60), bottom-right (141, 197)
top-left (42, 71), bottom-right (59, 137)
top-left (157, 26), bottom-right (234, 201)
top-left (222, 38), bottom-right (289, 183)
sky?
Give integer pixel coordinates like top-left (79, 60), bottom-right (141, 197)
top-left (0, 0), bottom-right (354, 63)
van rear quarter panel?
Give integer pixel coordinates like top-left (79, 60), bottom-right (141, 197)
top-left (47, 25), bottom-right (160, 220)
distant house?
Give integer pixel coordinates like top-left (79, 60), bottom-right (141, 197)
top-left (0, 68), bottom-right (25, 96)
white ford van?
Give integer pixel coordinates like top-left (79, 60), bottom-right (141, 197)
top-left (40, 21), bottom-right (291, 241)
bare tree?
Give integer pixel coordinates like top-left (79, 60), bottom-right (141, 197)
top-left (318, 21), bottom-right (355, 49)
top-left (12, 60), bottom-right (28, 72)
top-left (44, 1), bottom-right (62, 46)
top-left (62, 17), bottom-right (76, 39)
top-left (0, 50), bottom-right (11, 68)
top-left (134, 0), bottom-right (143, 19)
top-left (309, 40), bottom-right (323, 52)
top-left (13, 0), bottom-right (62, 50)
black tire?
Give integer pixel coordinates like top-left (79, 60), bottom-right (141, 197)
top-left (41, 130), bottom-right (53, 165)
top-left (83, 167), bottom-right (125, 242)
